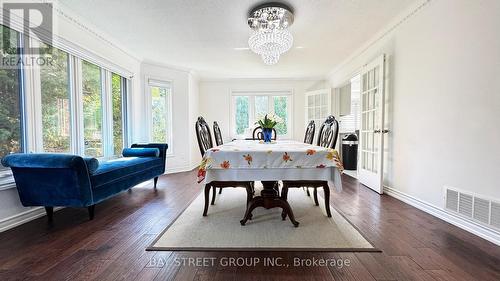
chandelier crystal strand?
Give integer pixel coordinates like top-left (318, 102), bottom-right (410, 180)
top-left (247, 4), bottom-right (294, 65)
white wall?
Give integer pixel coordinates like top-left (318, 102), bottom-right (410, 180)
top-left (328, 0), bottom-right (500, 217)
top-left (189, 73), bottom-right (201, 166)
top-left (0, 5), bottom-right (142, 229)
top-left (139, 62), bottom-right (200, 173)
top-left (199, 79), bottom-right (326, 142)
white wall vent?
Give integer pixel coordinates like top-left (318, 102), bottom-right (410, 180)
top-left (445, 189), bottom-right (458, 211)
top-left (491, 202), bottom-right (500, 229)
top-left (444, 186), bottom-right (500, 231)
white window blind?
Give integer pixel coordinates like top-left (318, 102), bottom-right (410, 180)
top-left (339, 75), bottom-right (361, 133)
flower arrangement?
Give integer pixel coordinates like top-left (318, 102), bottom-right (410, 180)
top-left (255, 113), bottom-right (283, 143)
top-left (255, 113), bottom-right (283, 129)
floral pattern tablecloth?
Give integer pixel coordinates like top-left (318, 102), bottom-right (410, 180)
top-left (198, 140), bottom-right (343, 184)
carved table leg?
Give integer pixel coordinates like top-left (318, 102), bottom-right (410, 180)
top-left (241, 181), bottom-right (299, 227)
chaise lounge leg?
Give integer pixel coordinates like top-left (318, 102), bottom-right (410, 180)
top-left (88, 205), bottom-right (95, 220)
top-left (153, 177), bottom-right (159, 190)
top-left (45, 207), bottom-right (53, 223)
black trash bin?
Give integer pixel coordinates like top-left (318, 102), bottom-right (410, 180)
top-left (342, 134), bottom-right (358, 170)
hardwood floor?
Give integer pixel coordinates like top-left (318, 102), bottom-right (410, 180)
top-left (0, 170), bottom-right (499, 280)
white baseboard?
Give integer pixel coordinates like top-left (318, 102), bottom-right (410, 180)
top-left (384, 186), bottom-right (500, 246)
top-left (0, 206), bottom-right (63, 233)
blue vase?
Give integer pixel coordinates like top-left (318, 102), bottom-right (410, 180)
top-left (262, 128), bottom-right (273, 143)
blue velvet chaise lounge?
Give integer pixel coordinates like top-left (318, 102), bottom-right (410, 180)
top-left (1, 143), bottom-right (167, 222)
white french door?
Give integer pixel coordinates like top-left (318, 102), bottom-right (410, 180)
top-left (358, 55), bottom-right (386, 194)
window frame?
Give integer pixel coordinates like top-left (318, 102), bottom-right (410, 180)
top-left (230, 90), bottom-right (293, 139)
top-left (145, 77), bottom-right (173, 156)
top-left (0, 27), bottom-right (26, 188)
top-left (0, 23), bottom-right (132, 189)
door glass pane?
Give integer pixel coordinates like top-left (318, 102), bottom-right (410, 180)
top-left (235, 96), bottom-right (249, 135)
top-left (151, 86), bottom-right (169, 142)
top-left (273, 96), bottom-right (288, 135)
top-left (0, 25), bottom-right (22, 166)
top-left (82, 61), bottom-right (103, 157)
top-left (321, 93), bottom-right (327, 104)
top-left (40, 44), bottom-right (71, 153)
top-left (255, 95), bottom-right (268, 118)
top-left (321, 106), bottom-right (328, 117)
top-left (112, 74), bottom-right (123, 155)
top-left (308, 95), bottom-right (313, 107)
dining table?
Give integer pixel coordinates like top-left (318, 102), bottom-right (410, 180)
top-left (197, 139), bottom-right (344, 227)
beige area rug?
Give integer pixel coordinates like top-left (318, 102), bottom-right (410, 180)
top-left (148, 185), bottom-right (378, 252)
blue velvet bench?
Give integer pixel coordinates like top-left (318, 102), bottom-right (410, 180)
top-left (1, 143), bottom-right (167, 222)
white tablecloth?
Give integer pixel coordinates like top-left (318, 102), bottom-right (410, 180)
top-left (197, 140), bottom-right (343, 191)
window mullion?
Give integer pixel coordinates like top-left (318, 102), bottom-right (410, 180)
top-left (122, 77), bottom-right (129, 149)
top-left (71, 57), bottom-right (84, 155)
top-left (268, 95), bottom-right (274, 115)
top-left (249, 96), bottom-right (255, 129)
top-left (22, 36), bottom-right (42, 153)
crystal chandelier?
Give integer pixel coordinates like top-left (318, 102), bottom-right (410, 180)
top-left (247, 3), bottom-right (294, 65)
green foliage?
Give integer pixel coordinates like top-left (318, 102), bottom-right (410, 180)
top-left (40, 44), bottom-right (71, 153)
top-left (0, 26), bottom-right (21, 160)
top-left (82, 61), bottom-right (103, 157)
top-left (255, 114), bottom-right (278, 129)
top-left (112, 74), bottom-right (123, 155)
top-left (151, 86), bottom-right (167, 142)
top-left (235, 96), bottom-right (249, 134)
top-left (273, 96), bottom-right (288, 135)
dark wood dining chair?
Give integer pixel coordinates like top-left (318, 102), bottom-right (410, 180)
top-left (252, 126), bottom-right (277, 140)
top-left (213, 121), bottom-right (225, 195)
top-left (213, 121), bottom-right (223, 146)
top-left (195, 116), bottom-right (254, 216)
top-left (303, 120), bottom-right (315, 144)
top-left (281, 115), bottom-right (339, 218)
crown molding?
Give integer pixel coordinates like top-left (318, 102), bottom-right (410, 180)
top-left (141, 59), bottom-right (194, 74)
top-left (53, 1), bottom-right (143, 63)
top-left (326, 0), bottom-right (432, 79)
top-left (199, 76), bottom-right (326, 83)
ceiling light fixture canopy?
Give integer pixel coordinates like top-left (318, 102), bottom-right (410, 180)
top-left (247, 2), bottom-right (294, 65)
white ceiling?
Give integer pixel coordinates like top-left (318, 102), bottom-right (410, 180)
top-left (59, 0), bottom-right (416, 79)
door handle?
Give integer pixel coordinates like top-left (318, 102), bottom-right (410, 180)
top-left (374, 129), bottom-right (390, 134)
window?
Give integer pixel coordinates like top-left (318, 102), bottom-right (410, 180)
top-left (148, 79), bottom-right (172, 149)
top-left (111, 73), bottom-right (125, 156)
top-left (0, 23), bottom-right (131, 187)
top-left (235, 96), bottom-right (250, 135)
top-left (232, 92), bottom-right (292, 139)
top-left (305, 89), bottom-right (331, 134)
top-left (0, 26), bottom-right (23, 172)
top-left (273, 96), bottom-right (288, 135)
top-left (82, 61), bottom-right (103, 157)
top-left (40, 44), bottom-right (71, 152)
